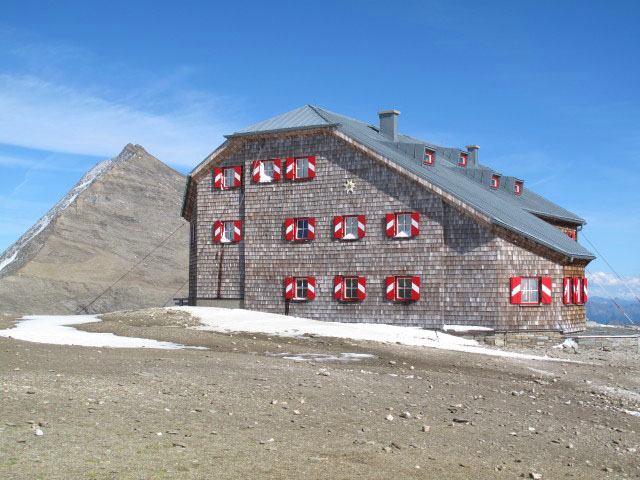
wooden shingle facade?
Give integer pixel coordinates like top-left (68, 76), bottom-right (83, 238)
top-left (182, 107), bottom-right (595, 333)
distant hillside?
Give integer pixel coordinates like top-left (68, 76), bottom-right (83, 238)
top-left (587, 296), bottom-right (640, 325)
top-left (0, 144), bottom-right (189, 315)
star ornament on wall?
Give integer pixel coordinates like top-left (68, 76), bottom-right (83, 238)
top-left (344, 179), bottom-right (355, 194)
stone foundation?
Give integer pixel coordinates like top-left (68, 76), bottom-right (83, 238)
top-left (446, 330), bottom-right (564, 347)
top-left (571, 335), bottom-right (640, 352)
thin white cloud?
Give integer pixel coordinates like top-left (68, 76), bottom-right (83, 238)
top-left (0, 74), bottom-right (240, 167)
top-left (586, 271), bottom-right (640, 299)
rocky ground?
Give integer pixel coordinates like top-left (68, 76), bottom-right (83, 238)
top-left (1, 310), bottom-right (639, 479)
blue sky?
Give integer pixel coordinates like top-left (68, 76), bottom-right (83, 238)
top-left (1, 0), bottom-right (639, 298)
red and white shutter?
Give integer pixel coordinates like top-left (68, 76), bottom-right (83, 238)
top-left (357, 277), bottom-right (366, 300)
top-left (510, 277), bottom-right (522, 304)
top-left (213, 221), bottom-right (222, 242)
top-left (285, 157), bottom-right (295, 179)
top-left (307, 277), bottom-right (316, 300)
top-left (273, 159), bottom-right (282, 181)
top-left (563, 277), bottom-right (572, 304)
top-left (252, 161), bottom-right (261, 182)
top-left (334, 216), bottom-right (344, 239)
top-left (284, 218), bottom-right (295, 240)
top-left (411, 276), bottom-right (421, 300)
top-left (410, 212), bottom-right (420, 236)
top-left (573, 278), bottom-right (582, 304)
top-left (307, 218), bottom-right (316, 240)
top-left (540, 277), bottom-right (552, 304)
top-left (284, 277), bottom-right (294, 299)
top-left (233, 166), bottom-right (242, 187)
top-left (213, 168), bottom-right (223, 189)
top-left (385, 276), bottom-right (396, 300)
top-left (233, 220), bottom-right (242, 242)
top-left (334, 276), bottom-right (343, 300)
top-left (582, 278), bottom-right (588, 303)
top-left (357, 215), bottom-right (366, 238)
top-left (307, 156), bottom-right (316, 178)
top-left (385, 214), bottom-right (396, 237)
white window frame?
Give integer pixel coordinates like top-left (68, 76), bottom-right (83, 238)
top-left (491, 176), bottom-right (500, 189)
top-left (295, 218), bottom-right (309, 240)
top-left (260, 160), bottom-right (275, 182)
top-left (344, 216), bottom-right (359, 239)
top-left (396, 277), bottom-right (412, 300)
top-left (396, 213), bottom-right (412, 237)
top-left (295, 157), bottom-right (309, 179)
top-left (222, 221), bottom-right (234, 243)
top-left (459, 154), bottom-right (467, 166)
top-left (344, 277), bottom-right (359, 300)
top-left (295, 278), bottom-right (308, 300)
top-left (514, 182), bottom-right (522, 194)
top-left (423, 148), bottom-right (434, 165)
top-left (521, 277), bottom-right (540, 304)
top-left (223, 167), bottom-right (236, 188)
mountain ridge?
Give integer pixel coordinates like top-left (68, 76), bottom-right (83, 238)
top-left (0, 145), bottom-right (189, 314)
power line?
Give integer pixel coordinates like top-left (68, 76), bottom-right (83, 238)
top-left (76, 221), bottom-right (188, 314)
top-left (582, 232), bottom-right (640, 304)
top-left (586, 267), bottom-right (638, 326)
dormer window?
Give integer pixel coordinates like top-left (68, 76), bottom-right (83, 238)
top-left (423, 148), bottom-right (434, 165)
top-left (459, 153), bottom-right (468, 166)
top-left (490, 175), bottom-right (500, 189)
top-left (514, 181), bottom-right (522, 195)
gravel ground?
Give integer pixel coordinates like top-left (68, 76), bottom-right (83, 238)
top-left (1, 310), bottom-right (639, 479)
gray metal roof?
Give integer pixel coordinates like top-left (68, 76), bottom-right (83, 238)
top-left (226, 105), bottom-right (594, 260)
top-left (235, 105), bottom-right (332, 134)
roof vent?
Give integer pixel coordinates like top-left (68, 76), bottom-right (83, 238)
top-left (466, 145), bottom-right (479, 166)
top-left (378, 110), bottom-right (400, 142)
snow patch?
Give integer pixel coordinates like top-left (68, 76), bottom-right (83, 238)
top-left (0, 315), bottom-right (204, 350)
top-left (268, 352), bottom-right (376, 362)
top-left (442, 325), bottom-right (494, 333)
top-left (623, 409), bottom-right (640, 417)
top-left (0, 251), bottom-right (17, 273)
top-left (174, 307), bottom-right (581, 362)
top-left (553, 339), bottom-right (578, 352)
top-left (0, 145), bottom-right (138, 274)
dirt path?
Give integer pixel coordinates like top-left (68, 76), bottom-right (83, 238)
top-left (1, 310), bottom-right (639, 479)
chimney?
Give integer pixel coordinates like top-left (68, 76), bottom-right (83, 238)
top-left (466, 145), bottom-right (479, 166)
top-left (378, 110), bottom-right (400, 142)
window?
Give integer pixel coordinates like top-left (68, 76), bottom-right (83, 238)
top-left (344, 277), bottom-right (359, 300)
top-left (490, 175), bottom-right (500, 189)
top-left (386, 276), bottom-right (420, 301)
top-left (190, 223), bottom-right (196, 246)
top-left (334, 276), bottom-right (366, 300)
top-left (214, 166), bottom-right (241, 189)
top-left (459, 153), bottom-right (468, 166)
top-left (423, 148), bottom-right (434, 165)
top-left (344, 216), bottom-right (358, 239)
top-left (511, 277), bottom-right (551, 305)
top-left (514, 181), bottom-right (522, 195)
top-left (565, 231), bottom-right (576, 241)
top-left (386, 212), bottom-right (420, 237)
top-left (213, 220), bottom-right (241, 243)
top-left (223, 168), bottom-right (236, 188)
top-left (222, 221), bottom-right (234, 243)
top-left (285, 156), bottom-right (317, 180)
top-left (295, 278), bottom-right (308, 300)
top-left (521, 277), bottom-right (539, 304)
top-left (397, 277), bottom-right (413, 300)
top-left (334, 215), bottom-right (366, 239)
top-left (285, 218), bottom-right (315, 240)
top-left (296, 219), bottom-right (309, 240)
top-left (285, 277), bottom-right (316, 300)
top-left (252, 159), bottom-right (281, 183)
top-left (296, 157), bottom-right (309, 178)
top-left (396, 214), bottom-right (412, 237)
